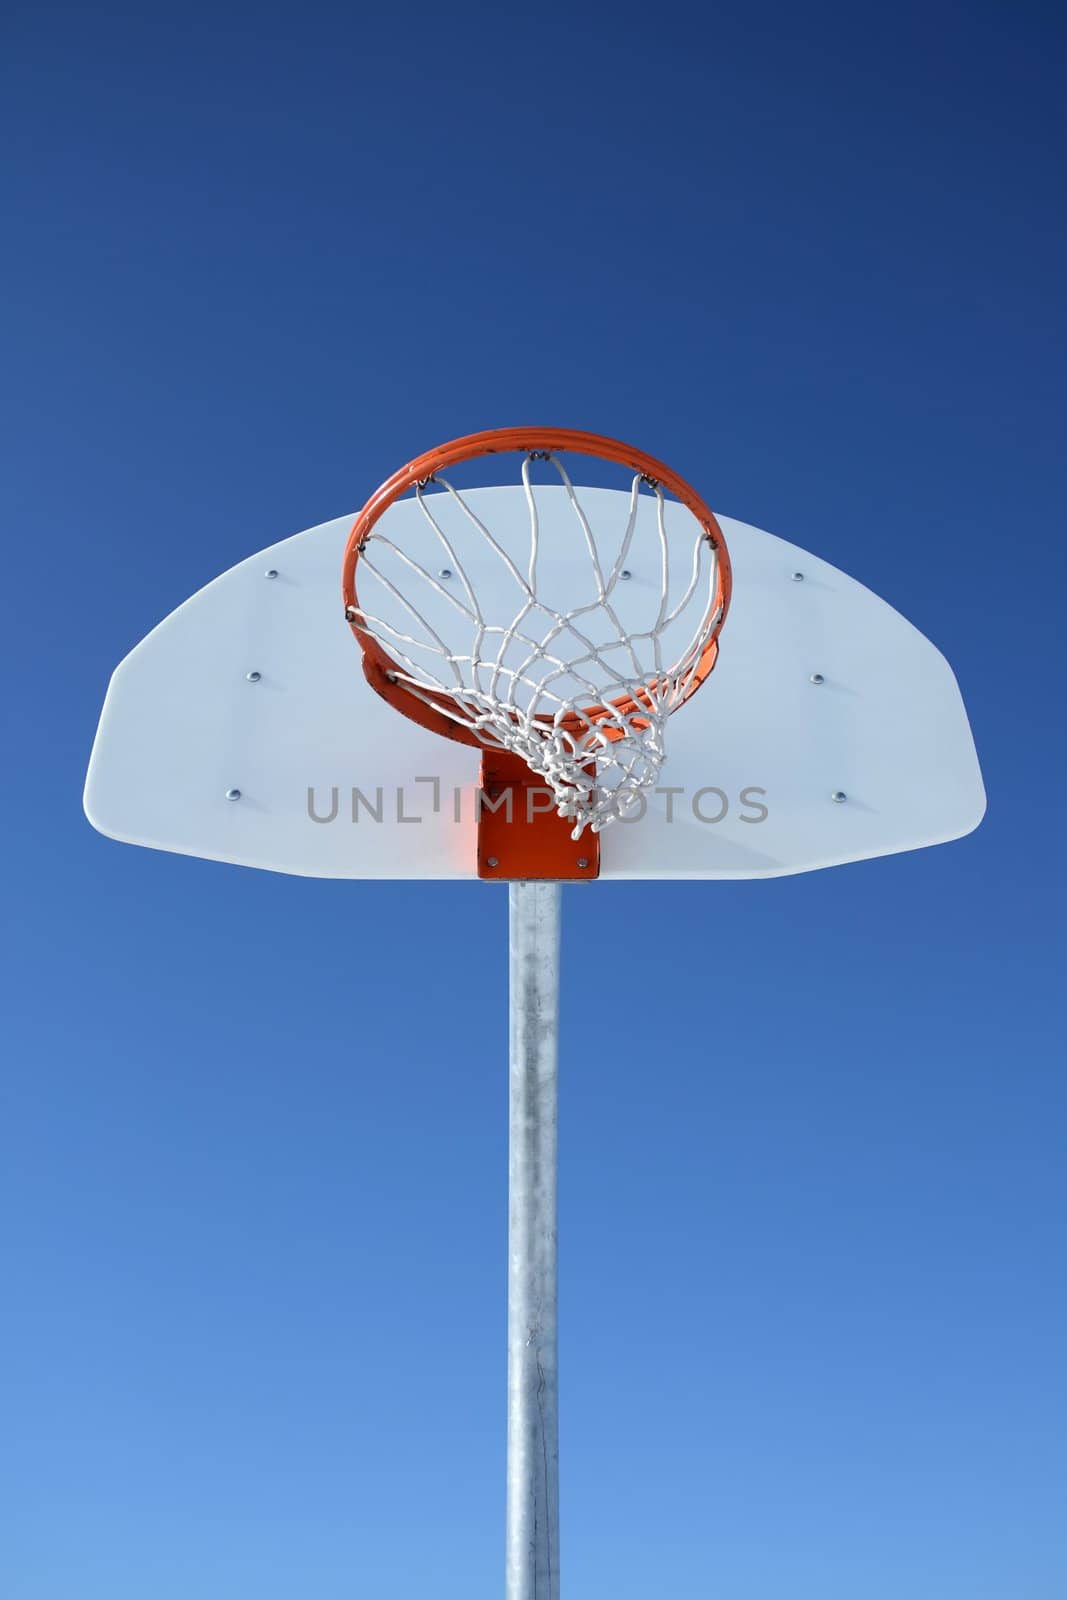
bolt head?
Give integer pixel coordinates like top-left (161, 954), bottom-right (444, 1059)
top-left (439, 568), bottom-right (453, 580)
top-left (810, 673), bottom-right (825, 685)
top-left (832, 790), bottom-right (847, 804)
top-left (620, 570), bottom-right (632, 581)
top-left (486, 856), bottom-right (499, 869)
top-left (226, 788), bottom-right (242, 801)
top-left (265, 568), bottom-right (278, 579)
top-left (246, 671), bottom-right (261, 682)
top-left (577, 857), bottom-right (589, 869)
top-left (792, 571), bottom-right (804, 582)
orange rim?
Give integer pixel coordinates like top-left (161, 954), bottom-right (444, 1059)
top-left (342, 427), bottom-right (732, 749)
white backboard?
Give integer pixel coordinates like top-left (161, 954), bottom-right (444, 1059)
top-left (84, 487), bottom-right (985, 879)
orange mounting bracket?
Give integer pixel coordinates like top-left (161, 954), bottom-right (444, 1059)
top-left (476, 750), bottom-right (600, 882)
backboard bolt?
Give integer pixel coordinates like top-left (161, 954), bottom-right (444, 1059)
top-left (486, 856), bottom-right (499, 868)
top-left (577, 857), bottom-right (589, 868)
top-left (265, 569), bottom-right (278, 579)
top-left (439, 568), bottom-right (453, 579)
top-left (226, 788), bottom-right (242, 801)
top-left (246, 671), bottom-right (261, 682)
top-left (620, 570), bottom-right (632, 581)
top-left (792, 571), bottom-right (804, 582)
top-left (832, 790), bottom-right (847, 803)
top-left (810, 673), bottom-right (825, 684)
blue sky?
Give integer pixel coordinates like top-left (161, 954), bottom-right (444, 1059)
top-left (3, 2), bottom-right (1065, 1597)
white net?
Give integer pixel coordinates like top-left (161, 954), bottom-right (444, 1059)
top-left (346, 453), bottom-right (723, 837)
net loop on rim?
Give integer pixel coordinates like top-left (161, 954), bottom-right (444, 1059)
top-left (346, 447), bottom-right (726, 839)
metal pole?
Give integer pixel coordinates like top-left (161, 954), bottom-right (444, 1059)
top-left (506, 880), bottom-right (562, 1600)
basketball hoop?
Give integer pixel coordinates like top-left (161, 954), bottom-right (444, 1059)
top-left (85, 425), bottom-right (985, 1600)
top-left (342, 428), bottom-right (732, 875)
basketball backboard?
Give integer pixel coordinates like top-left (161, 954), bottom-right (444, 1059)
top-left (84, 484), bottom-right (985, 879)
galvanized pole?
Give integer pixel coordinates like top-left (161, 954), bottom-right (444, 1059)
top-left (506, 880), bottom-right (562, 1600)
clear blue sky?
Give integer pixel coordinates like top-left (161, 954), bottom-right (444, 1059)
top-left (3, 3), bottom-right (1065, 1597)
